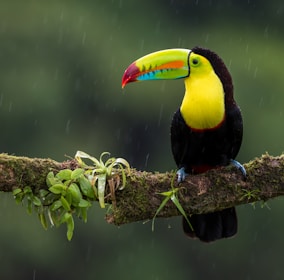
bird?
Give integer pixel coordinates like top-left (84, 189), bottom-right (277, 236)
top-left (121, 47), bottom-right (245, 242)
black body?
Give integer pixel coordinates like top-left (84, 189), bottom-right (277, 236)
top-left (170, 47), bottom-right (243, 242)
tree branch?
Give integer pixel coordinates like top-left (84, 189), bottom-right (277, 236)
top-left (0, 153), bottom-right (283, 226)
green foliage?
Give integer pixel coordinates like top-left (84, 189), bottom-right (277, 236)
top-left (75, 151), bottom-right (130, 208)
top-left (13, 151), bottom-right (130, 241)
top-left (240, 188), bottom-right (260, 201)
top-left (152, 174), bottom-right (193, 232)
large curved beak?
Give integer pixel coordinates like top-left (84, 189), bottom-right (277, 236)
top-left (122, 48), bottom-right (191, 88)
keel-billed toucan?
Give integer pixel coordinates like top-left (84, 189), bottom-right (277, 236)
top-left (122, 47), bottom-right (245, 242)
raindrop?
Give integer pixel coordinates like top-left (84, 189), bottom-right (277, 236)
top-left (253, 67), bottom-right (258, 78)
top-left (65, 119), bottom-right (71, 134)
top-left (59, 10), bottom-right (64, 22)
top-left (82, 31), bottom-right (87, 45)
top-left (204, 33), bottom-right (210, 43)
top-left (157, 104), bottom-right (164, 127)
top-left (144, 153), bottom-right (150, 168)
top-left (264, 25), bottom-right (269, 39)
top-left (247, 58), bottom-right (252, 72)
top-left (8, 102), bottom-right (12, 112)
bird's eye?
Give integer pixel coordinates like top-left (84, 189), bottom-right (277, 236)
top-left (192, 58), bottom-right (199, 66)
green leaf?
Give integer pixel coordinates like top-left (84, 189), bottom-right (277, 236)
top-left (14, 192), bottom-right (24, 204)
top-left (50, 199), bottom-right (63, 211)
top-left (75, 150), bottom-right (101, 167)
top-left (119, 164), bottom-right (127, 190)
top-left (12, 188), bottom-right (22, 196)
top-left (151, 195), bottom-right (171, 231)
top-left (32, 196), bottom-right (42, 207)
top-left (94, 167), bottom-right (106, 174)
top-left (99, 152), bottom-right (111, 166)
top-left (114, 158), bottom-right (130, 171)
top-left (48, 210), bottom-right (61, 227)
top-left (159, 190), bottom-right (174, 197)
top-left (46, 171), bottom-right (60, 187)
top-left (49, 184), bottom-right (66, 194)
top-left (97, 174), bottom-right (107, 208)
top-left (67, 221), bottom-right (74, 241)
top-left (61, 212), bottom-right (71, 223)
top-left (64, 191), bottom-right (72, 205)
top-left (71, 168), bottom-right (84, 180)
top-left (107, 157), bottom-right (130, 173)
top-left (39, 189), bottom-right (49, 198)
top-left (63, 179), bottom-right (71, 187)
top-left (80, 207), bottom-right (88, 223)
top-left (56, 169), bottom-right (72, 181)
top-left (78, 198), bottom-right (91, 208)
top-left (60, 196), bottom-right (71, 211)
top-left (170, 193), bottom-right (193, 232)
top-left (67, 183), bottom-right (82, 206)
top-left (27, 197), bottom-right (33, 214)
top-left (61, 213), bottom-right (74, 241)
top-left (23, 186), bottom-right (32, 194)
top-left (38, 212), bottom-right (48, 230)
top-left (43, 192), bottom-right (59, 205)
top-left (78, 176), bottom-right (95, 199)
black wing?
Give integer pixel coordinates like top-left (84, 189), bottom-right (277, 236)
top-left (225, 103), bottom-right (243, 160)
top-left (170, 109), bottom-right (192, 170)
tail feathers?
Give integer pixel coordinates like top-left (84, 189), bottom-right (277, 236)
top-left (183, 207), bottom-right (237, 242)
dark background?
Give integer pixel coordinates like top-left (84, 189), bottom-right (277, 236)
top-left (0, 0), bottom-right (284, 279)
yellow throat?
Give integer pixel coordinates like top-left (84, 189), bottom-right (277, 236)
top-left (180, 68), bottom-right (225, 130)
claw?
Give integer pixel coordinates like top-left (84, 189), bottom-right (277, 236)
top-left (177, 167), bottom-right (188, 183)
top-left (230, 159), bottom-right (246, 178)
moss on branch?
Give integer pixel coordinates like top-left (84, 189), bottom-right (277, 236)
top-left (0, 153), bottom-right (78, 193)
top-left (107, 153), bottom-right (284, 225)
top-left (0, 153), bottom-right (284, 227)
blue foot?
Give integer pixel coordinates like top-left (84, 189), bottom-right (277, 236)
top-left (230, 159), bottom-right (246, 177)
top-left (177, 167), bottom-right (188, 183)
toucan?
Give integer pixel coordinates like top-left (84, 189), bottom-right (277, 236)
top-left (121, 47), bottom-right (245, 242)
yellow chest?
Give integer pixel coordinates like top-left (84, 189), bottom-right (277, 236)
top-left (180, 71), bottom-right (225, 130)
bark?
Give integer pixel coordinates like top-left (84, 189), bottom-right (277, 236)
top-left (0, 153), bottom-right (284, 226)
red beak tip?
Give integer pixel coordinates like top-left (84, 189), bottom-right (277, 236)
top-left (121, 62), bottom-right (140, 88)
top-left (121, 76), bottom-right (128, 88)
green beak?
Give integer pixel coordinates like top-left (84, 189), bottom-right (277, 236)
top-left (122, 48), bottom-right (191, 88)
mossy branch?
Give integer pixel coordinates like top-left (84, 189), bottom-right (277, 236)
top-left (0, 153), bottom-right (284, 227)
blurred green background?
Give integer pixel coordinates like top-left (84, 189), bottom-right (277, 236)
top-left (0, 0), bottom-right (284, 279)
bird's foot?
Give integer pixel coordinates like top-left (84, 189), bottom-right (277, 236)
top-left (230, 159), bottom-right (246, 178)
top-left (177, 167), bottom-right (188, 183)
